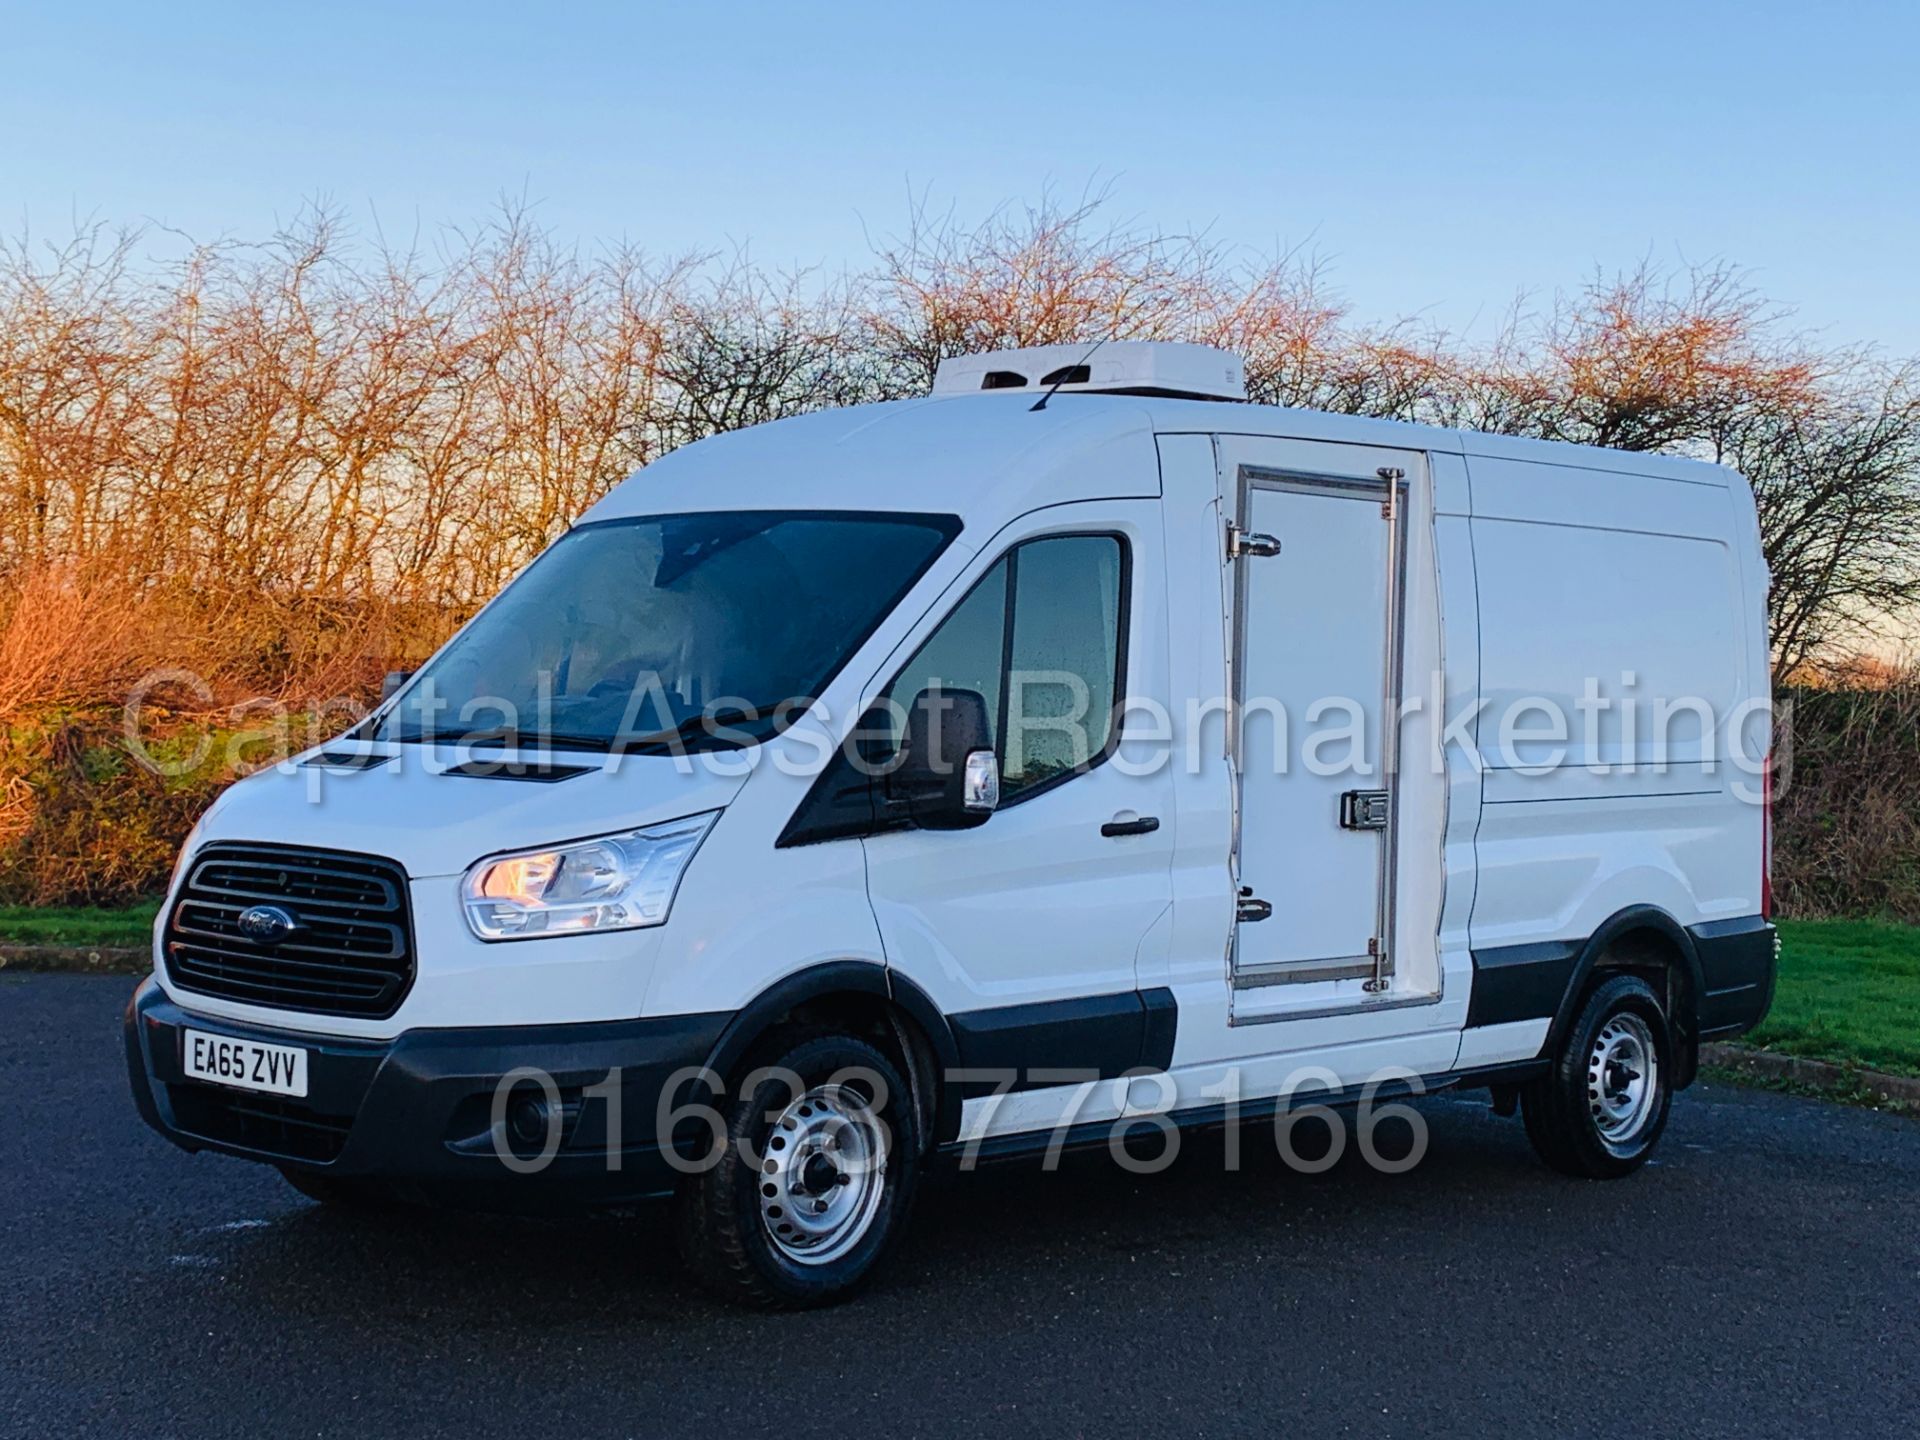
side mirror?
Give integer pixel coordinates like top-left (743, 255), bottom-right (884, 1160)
top-left (381, 670), bottom-right (413, 702)
top-left (886, 686), bottom-right (998, 830)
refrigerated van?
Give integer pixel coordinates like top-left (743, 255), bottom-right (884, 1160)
top-left (127, 341), bottom-right (1777, 1307)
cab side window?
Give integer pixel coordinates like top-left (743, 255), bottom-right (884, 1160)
top-left (884, 555), bottom-right (1009, 755)
top-left (887, 533), bottom-right (1126, 804)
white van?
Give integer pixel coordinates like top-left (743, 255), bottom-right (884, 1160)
top-left (127, 342), bottom-right (1777, 1307)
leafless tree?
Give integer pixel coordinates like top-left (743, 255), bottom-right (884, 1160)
top-left (0, 197), bottom-right (1913, 709)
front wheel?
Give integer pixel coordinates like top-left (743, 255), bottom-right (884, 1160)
top-left (1522, 973), bottom-right (1673, 1178)
top-left (674, 1029), bottom-right (921, 1308)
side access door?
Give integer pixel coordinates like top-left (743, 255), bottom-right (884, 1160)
top-left (1211, 433), bottom-right (1464, 1079)
top-left (1147, 431), bottom-right (1473, 1098)
top-left (1230, 456), bottom-right (1407, 995)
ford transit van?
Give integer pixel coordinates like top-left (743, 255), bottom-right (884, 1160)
top-left (126, 341), bottom-right (1777, 1306)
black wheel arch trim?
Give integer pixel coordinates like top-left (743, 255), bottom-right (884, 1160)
top-left (699, 961), bottom-right (968, 1142)
top-left (699, 965), bottom-right (1180, 1147)
top-left (1542, 905), bottom-right (1706, 1064)
top-left (1470, 905), bottom-right (1777, 1091)
top-left (1469, 905), bottom-right (1702, 1035)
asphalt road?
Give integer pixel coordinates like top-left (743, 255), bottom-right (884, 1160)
top-left (6, 974), bottom-right (1917, 1440)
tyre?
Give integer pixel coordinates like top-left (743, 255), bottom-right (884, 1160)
top-left (674, 1028), bottom-right (921, 1309)
top-left (1521, 973), bottom-right (1673, 1179)
top-left (278, 1165), bottom-right (406, 1211)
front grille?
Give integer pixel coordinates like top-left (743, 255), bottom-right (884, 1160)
top-left (167, 1085), bottom-right (354, 1163)
top-left (163, 842), bottom-right (416, 1019)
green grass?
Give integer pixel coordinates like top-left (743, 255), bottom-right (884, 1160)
top-left (0, 901), bottom-right (160, 947)
top-left (1749, 918), bottom-right (1920, 1078)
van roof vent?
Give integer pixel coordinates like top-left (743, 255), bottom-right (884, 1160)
top-left (931, 341), bottom-right (1246, 402)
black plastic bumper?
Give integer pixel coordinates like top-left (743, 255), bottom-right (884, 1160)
top-left (125, 977), bottom-right (730, 1209)
top-left (1693, 916), bottom-right (1778, 1040)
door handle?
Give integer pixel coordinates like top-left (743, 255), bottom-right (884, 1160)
top-left (1100, 815), bottom-right (1161, 838)
top-left (1237, 886), bottom-right (1273, 923)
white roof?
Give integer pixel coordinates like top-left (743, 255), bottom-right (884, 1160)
top-left (580, 395), bottom-right (1165, 531)
top-left (580, 389), bottom-right (1737, 533)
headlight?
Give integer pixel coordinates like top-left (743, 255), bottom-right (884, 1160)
top-left (461, 812), bottom-right (718, 940)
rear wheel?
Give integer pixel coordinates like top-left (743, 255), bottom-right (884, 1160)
top-left (674, 1029), bottom-right (920, 1309)
top-left (1522, 973), bottom-right (1673, 1178)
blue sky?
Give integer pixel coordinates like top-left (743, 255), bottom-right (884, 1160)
top-left (4, 0), bottom-right (1916, 353)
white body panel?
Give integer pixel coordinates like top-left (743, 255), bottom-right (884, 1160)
top-left (156, 374), bottom-right (1769, 1129)
top-left (1463, 449), bottom-right (1767, 959)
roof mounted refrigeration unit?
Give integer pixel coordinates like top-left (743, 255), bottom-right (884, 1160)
top-left (931, 341), bottom-right (1248, 402)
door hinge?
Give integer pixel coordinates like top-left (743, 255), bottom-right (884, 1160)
top-left (1377, 465), bottom-right (1404, 520)
top-left (1363, 936), bottom-right (1390, 992)
top-left (1226, 522), bottom-right (1281, 560)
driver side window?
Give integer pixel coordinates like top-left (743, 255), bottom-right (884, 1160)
top-left (886, 533), bottom-right (1126, 805)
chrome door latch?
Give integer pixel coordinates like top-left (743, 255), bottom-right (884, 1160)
top-left (1226, 523), bottom-right (1281, 560)
top-left (1340, 789), bottom-right (1391, 830)
top-left (1236, 886), bottom-right (1273, 923)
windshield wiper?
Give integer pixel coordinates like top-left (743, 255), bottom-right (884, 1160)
top-left (392, 726), bottom-right (615, 753)
top-left (382, 706), bottom-right (793, 755)
top-left (621, 705), bottom-right (784, 754)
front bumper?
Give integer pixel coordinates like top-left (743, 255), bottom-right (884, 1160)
top-left (125, 977), bottom-right (729, 1209)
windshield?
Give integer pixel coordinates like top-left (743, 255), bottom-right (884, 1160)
top-left (374, 510), bottom-right (960, 751)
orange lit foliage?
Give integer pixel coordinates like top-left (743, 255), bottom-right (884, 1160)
top-left (0, 196), bottom-right (1915, 905)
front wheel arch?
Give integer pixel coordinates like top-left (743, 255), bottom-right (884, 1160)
top-left (701, 962), bottom-right (960, 1149)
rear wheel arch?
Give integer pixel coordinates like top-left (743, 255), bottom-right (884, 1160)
top-left (1551, 906), bottom-right (1704, 1088)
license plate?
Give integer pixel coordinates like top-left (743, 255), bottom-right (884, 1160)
top-left (182, 1029), bottom-right (309, 1098)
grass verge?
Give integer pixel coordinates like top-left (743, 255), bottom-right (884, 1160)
top-left (1747, 918), bottom-right (1920, 1079)
top-left (1700, 1055), bottom-right (1916, 1114)
top-left (0, 901), bottom-right (159, 948)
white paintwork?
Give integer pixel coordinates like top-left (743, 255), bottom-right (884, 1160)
top-left (1463, 449), bottom-right (1768, 957)
top-left (157, 341), bottom-right (1769, 1122)
top-left (1453, 1018), bottom-right (1552, 1072)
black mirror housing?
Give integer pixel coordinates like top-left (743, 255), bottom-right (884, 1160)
top-left (886, 686), bottom-right (998, 830)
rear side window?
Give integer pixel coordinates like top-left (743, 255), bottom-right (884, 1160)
top-left (886, 533), bottom-right (1127, 804)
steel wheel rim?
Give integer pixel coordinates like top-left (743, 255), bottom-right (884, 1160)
top-left (757, 1082), bottom-right (888, 1266)
top-left (1587, 1012), bottom-right (1659, 1155)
